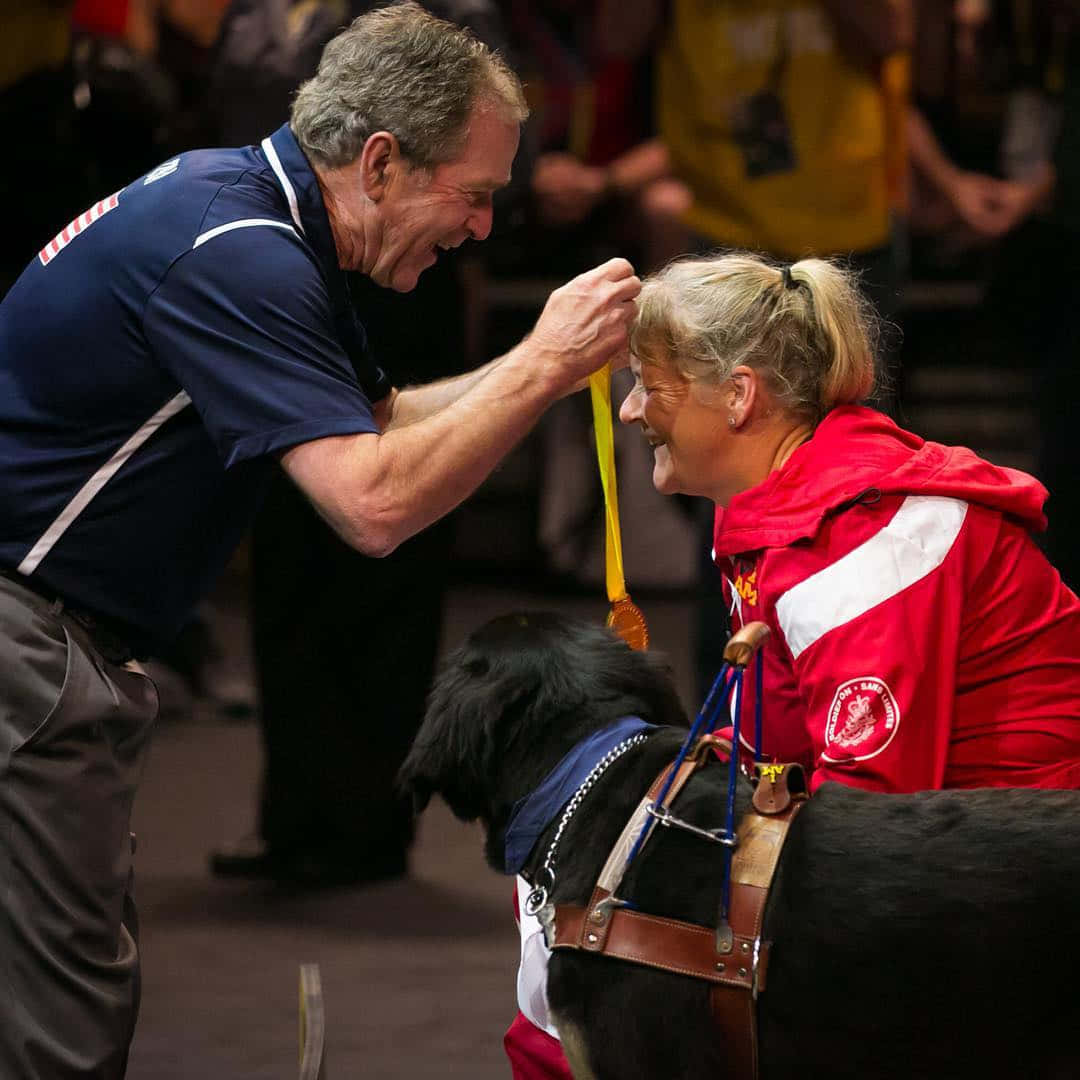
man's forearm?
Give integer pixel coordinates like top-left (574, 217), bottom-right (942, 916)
top-left (284, 256), bottom-right (640, 555)
top-left (283, 341), bottom-right (562, 555)
top-left (367, 344), bottom-right (556, 544)
top-left (385, 355), bottom-right (504, 429)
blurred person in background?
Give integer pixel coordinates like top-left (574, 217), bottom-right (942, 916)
top-left (646, 0), bottom-right (1030, 354)
top-left (493, 0), bottom-right (700, 594)
top-left (0, 0), bottom-right (226, 294)
top-left (69, 0), bottom-right (227, 173)
top-left (491, 0), bottom-right (688, 278)
top-left (0, 2), bottom-right (87, 293)
top-left (0, 0), bottom-right (172, 292)
top-left (603, 0), bottom-right (1034, 705)
top-left (982, 0), bottom-right (1079, 589)
top-left (0, 5), bottom-right (639, 1073)
top-left (205, 0), bottom-right (528, 888)
top-left (908, 0), bottom-right (1077, 589)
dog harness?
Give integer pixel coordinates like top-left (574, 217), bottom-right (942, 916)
top-left (543, 623), bottom-right (808, 1080)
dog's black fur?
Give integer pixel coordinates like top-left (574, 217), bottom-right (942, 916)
top-left (400, 612), bottom-right (1080, 1080)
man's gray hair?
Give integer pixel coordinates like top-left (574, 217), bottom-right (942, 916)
top-left (290, 1), bottom-right (527, 170)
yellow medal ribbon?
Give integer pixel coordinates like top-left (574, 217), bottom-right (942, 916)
top-left (589, 365), bottom-right (649, 651)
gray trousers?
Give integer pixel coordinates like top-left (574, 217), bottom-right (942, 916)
top-left (0, 575), bottom-right (158, 1078)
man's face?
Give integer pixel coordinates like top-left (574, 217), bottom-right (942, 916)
top-left (368, 104), bottom-right (519, 292)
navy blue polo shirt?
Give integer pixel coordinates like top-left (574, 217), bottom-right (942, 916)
top-left (0, 125), bottom-right (389, 642)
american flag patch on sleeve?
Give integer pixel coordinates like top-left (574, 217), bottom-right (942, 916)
top-left (39, 191), bottom-right (121, 266)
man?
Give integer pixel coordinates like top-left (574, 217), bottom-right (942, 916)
top-left (0, 3), bottom-right (639, 1076)
top-left (205, 0), bottom-right (531, 891)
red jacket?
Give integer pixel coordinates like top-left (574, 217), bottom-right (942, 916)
top-left (715, 405), bottom-right (1080, 793)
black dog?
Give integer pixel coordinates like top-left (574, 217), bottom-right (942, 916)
top-left (400, 612), bottom-right (1080, 1080)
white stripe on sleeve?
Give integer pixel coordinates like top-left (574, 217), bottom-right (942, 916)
top-left (192, 218), bottom-right (297, 248)
top-left (775, 495), bottom-right (968, 660)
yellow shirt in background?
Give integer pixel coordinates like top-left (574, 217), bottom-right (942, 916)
top-left (1, 3), bottom-right (73, 92)
top-left (658, 0), bottom-right (891, 258)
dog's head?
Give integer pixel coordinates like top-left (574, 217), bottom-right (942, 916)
top-left (398, 611), bottom-right (688, 871)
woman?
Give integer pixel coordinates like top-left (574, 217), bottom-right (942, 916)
top-left (505, 250), bottom-right (1080, 1080)
top-left (620, 251), bottom-right (1080, 793)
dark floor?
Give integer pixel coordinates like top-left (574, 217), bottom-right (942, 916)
top-left (127, 581), bottom-right (698, 1080)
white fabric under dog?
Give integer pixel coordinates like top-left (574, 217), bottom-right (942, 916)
top-left (516, 876), bottom-right (560, 1039)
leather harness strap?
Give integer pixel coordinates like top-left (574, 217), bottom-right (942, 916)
top-left (709, 765), bottom-right (805, 1080)
top-left (551, 751), bottom-right (712, 972)
top-left (593, 750), bottom-right (704, 894)
top-left (549, 753), bottom-right (807, 1080)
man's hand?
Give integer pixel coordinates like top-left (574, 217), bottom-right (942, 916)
top-left (282, 261), bottom-right (639, 557)
top-left (525, 258), bottom-right (641, 393)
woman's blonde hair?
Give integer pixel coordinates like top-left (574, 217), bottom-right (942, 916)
top-left (630, 252), bottom-right (880, 422)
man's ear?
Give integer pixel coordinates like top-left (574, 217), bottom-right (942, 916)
top-left (357, 130), bottom-right (399, 201)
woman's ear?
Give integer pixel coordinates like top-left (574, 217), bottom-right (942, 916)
top-left (729, 365), bottom-right (760, 428)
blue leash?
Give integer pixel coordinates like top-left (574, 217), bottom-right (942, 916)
top-left (755, 645), bottom-right (764, 764)
top-left (622, 663), bottom-right (739, 869)
top-left (717, 650), bottom-right (767, 918)
top-left (624, 646), bottom-right (767, 925)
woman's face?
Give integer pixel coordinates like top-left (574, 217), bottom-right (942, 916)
top-left (619, 352), bottom-right (728, 500)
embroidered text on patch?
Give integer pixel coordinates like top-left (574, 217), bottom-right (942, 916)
top-left (733, 567), bottom-right (758, 606)
top-left (822, 677), bottom-right (900, 763)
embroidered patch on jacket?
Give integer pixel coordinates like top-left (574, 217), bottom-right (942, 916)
top-left (733, 566), bottom-right (758, 606)
top-left (143, 158), bottom-right (180, 185)
top-left (822, 677), bottom-right (900, 763)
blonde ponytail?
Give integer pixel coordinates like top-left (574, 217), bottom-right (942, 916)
top-left (631, 252), bottom-right (880, 423)
top-left (787, 258), bottom-right (877, 412)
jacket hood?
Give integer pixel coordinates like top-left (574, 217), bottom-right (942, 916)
top-left (713, 405), bottom-right (1048, 557)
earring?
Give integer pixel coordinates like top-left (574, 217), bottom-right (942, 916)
top-left (728, 415), bottom-right (737, 429)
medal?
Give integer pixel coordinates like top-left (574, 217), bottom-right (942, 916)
top-left (589, 364), bottom-right (649, 651)
top-left (607, 595), bottom-right (649, 651)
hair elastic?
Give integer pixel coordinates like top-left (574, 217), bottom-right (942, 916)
top-left (782, 265), bottom-right (797, 289)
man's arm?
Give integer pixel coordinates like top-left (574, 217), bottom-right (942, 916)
top-left (282, 258), bottom-right (640, 556)
top-left (375, 354), bottom-right (506, 432)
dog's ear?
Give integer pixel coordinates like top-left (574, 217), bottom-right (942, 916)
top-left (397, 644), bottom-right (526, 824)
top-left (396, 703), bottom-right (486, 823)
top-left (399, 609), bottom-right (690, 827)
